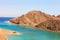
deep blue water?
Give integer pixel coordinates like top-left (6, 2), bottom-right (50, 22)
top-left (0, 17), bottom-right (60, 40)
top-left (0, 17), bottom-right (13, 22)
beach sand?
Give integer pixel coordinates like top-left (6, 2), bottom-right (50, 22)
top-left (0, 28), bottom-right (20, 40)
top-left (0, 35), bottom-right (8, 40)
top-left (0, 29), bottom-right (20, 35)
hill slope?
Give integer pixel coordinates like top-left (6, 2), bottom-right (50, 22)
top-left (9, 10), bottom-right (60, 32)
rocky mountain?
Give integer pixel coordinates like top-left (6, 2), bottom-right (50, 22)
top-left (9, 10), bottom-right (60, 32)
top-left (9, 10), bottom-right (52, 26)
top-left (57, 15), bottom-right (60, 18)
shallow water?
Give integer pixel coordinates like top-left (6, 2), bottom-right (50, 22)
top-left (0, 22), bottom-right (60, 40)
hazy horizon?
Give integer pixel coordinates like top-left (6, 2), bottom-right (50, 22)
top-left (0, 0), bottom-right (60, 17)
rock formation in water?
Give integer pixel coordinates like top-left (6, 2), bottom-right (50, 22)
top-left (35, 19), bottom-right (60, 32)
top-left (9, 10), bottom-right (60, 32)
top-left (10, 10), bottom-right (53, 26)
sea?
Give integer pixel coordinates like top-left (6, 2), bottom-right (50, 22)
top-left (0, 17), bottom-right (60, 40)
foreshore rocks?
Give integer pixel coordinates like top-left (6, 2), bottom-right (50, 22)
top-left (9, 10), bottom-right (60, 32)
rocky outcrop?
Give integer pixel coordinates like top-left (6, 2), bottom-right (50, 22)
top-left (9, 10), bottom-right (60, 32)
top-left (35, 19), bottom-right (60, 32)
top-left (10, 10), bottom-right (53, 26)
top-left (57, 15), bottom-right (60, 18)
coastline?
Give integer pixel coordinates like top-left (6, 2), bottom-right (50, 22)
top-left (36, 27), bottom-right (60, 33)
top-left (6, 21), bottom-right (19, 25)
top-left (0, 28), bottom-right (20, 35)
top-left (0, 28), bottom-right (21, 40)
top-left (6, 21), bottom-right (15, 24)
top-left (7, 21), bottom-right (60, 33)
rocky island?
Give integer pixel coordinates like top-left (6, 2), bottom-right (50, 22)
top-left (9, 10), bottom-right (60, 32)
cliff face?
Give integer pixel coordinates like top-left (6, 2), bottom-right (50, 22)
top-left (9, 10), bottom-right (60, 32)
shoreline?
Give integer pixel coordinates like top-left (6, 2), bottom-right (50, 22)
top-left (7, 21), bottom-right (60, 33)
top-left (0, 28), bottom-right (20, 35)
top-left (36, 27), bottom-right (60, 33)
top-left (6, 21), bottom-right (16, 25)
top-left (0, 28), bottom-right (21, 40)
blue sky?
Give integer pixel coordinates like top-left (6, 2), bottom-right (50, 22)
top-left (0, 0), bottom-right (60, 17)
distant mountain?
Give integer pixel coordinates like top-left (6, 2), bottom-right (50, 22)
top-left (9, 10), bottom-right (60, 32)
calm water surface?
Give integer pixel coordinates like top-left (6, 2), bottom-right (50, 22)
top-left (0, 22), bottom-right (60, 40)
top-left (0, 17), bottom-right (60, 40)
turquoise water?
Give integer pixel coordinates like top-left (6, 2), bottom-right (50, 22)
top-left (0, 22), bottom-right (60, 40)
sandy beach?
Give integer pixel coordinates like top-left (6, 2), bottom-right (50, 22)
top-left (0, 35), bottom-right (8, 40)
top-left (0, 28), bottom-right (20, 40)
